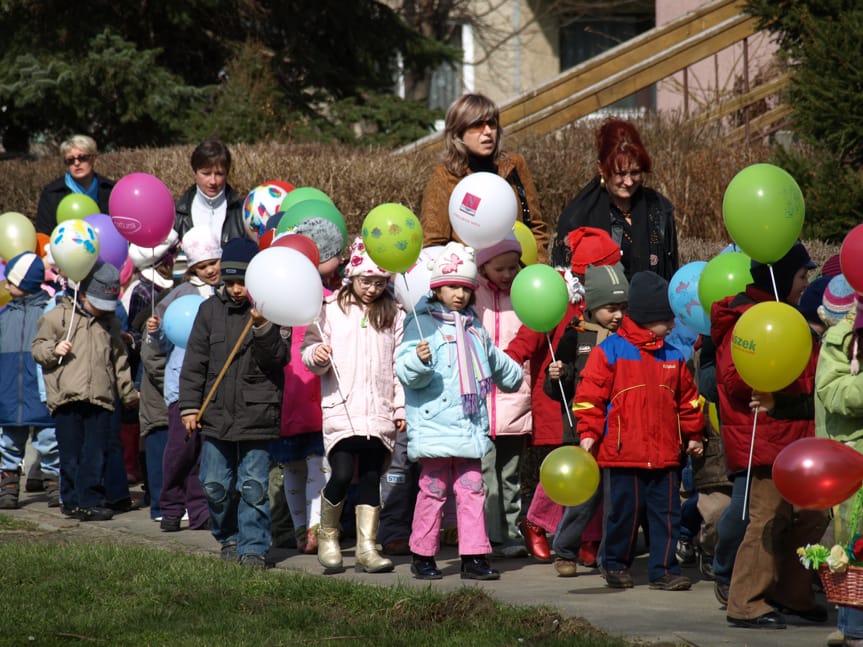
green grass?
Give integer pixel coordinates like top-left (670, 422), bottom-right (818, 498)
top-left (0, 541), bottom-right (629, 646)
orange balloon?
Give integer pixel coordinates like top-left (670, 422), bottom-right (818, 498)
top-left (35, 232), bottom-right (50, 258)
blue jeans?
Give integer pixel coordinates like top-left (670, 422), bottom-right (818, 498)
top-left (712, 472), bottom-right (749, 586)
top-left (145, 427), bottom-right (168, 520)
top-left (0, 426), bottom-right (59, 476)
top-left (54, 403), bottom-right (111, 509)
top-left (200, 437), bottom-right (271, 558)
top-left (839, 606), bottom-right (863, 640)
top-left (103, 404), bottom-right (130, 503)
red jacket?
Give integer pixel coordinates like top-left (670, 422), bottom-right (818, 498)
top-left (574, 317), bottom-right (704, 469)
top-left (711, 287), bottom-right (818, 474)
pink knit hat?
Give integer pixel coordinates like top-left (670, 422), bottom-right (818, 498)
top-left (476, 232), bottom-right (522, 267)
top-left (345, 236), bottom-right (391, 279)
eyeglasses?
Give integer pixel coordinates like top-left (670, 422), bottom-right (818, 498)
top-left (64, 154), bottom-right (93, 165)
top-left (466, 118), bottom-right (498, 131)
top-left (357, 277), bottom-right (388, 290)
top-left (613, 169), bottom-right (643, 181)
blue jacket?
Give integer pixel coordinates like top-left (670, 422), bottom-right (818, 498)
top-left (0, 291), bottom-right (53, 427)
top-left (396, 297), bottom-right (523, 462)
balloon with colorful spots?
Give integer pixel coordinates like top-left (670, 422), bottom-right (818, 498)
top-left (361, 203), bottom-right (423, 274)
top-left (243, 182), bottom-right (294, 236)
top-left (49, 219), bottom-right (100, 282)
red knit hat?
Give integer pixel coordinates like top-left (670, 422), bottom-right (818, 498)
top-left (566, 227), bottom-right (621, 275)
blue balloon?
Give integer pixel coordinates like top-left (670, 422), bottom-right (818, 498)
top-left (668, 261), bottom-right (711, 336)
top-left (163, 294), bottom-right (205, 349)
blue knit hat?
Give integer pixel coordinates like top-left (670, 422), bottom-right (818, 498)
top-left (220, 238), bottom-right (258, 279)
top-left (5, 252), bottom-right (44, 293)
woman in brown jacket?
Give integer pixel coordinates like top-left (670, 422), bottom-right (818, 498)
top-left (420, 93), bottom-right (549, 263)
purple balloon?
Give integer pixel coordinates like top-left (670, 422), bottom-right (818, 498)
top-left (108, 172), bottom-right (175, 248)
top-left (85, 213), bottom-right (129, 270)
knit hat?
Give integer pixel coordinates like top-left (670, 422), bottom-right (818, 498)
top-left (429, 241), bottom-right (478, 290)
top-left (294, 218), bottom-right (343, 262)
top-left (81, 261), bottom-right (121, 312)
top-left (182, 226), bottom-right (222, 268)
top-left (818, 274), bottom-right (856, 327)
top-left (220, 238), bottom-right (258, 279)
top-left (798, 275), bottom-right (830, 324)
top-left (822, 253), bottom-right (842, 279)
top-left (628, 271), bottom-right (673, 324)
top-left (5, 252), bottom-right (44, 293)
top-left (476, 232), bottom-right (522, 268)
top-left (750, 241), bottom-right (816, 301)
top-left (584, 263), bottom-right (629, 311)
top-left (345, 236), bottom-right (391, 279)
top-left (567, 227), bottom-right (621, 275)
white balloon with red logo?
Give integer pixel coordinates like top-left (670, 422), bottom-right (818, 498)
top-left (448, 172), bottom-right (517, 250)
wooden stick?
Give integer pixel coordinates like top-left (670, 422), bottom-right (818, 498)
top-left (196, 317), bottom-right (254, 422)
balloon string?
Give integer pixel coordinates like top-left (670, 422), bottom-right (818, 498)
top-left (315, 320), bottom-right (357, 435)
top-left (742, 407), bottom-right (758, 521)
top-left (400, 273), bottom-right (426, 341)
top-left (58, 283), bottom-right (79, 366)
top-left (768, 265), bottom-right (779, 302)
top-left (546, 333), bottom-right (574, 429)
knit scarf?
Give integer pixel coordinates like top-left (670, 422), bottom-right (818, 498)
top-left (64, 172), bottom-right (99, 202)
top-left (429, 306), bottom-right (492, 415)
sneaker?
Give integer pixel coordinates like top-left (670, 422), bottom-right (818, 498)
top-left (649, 573), bottom-right (692, 591)
top-left (220, 543), bottom-right (238, 562)
top-left (0, 469), bottom-right (20, 509)
top-left (601, 568), bottom-right (634, 589)
top-left (554, 557), bottom-right (578, 577)
top-left (160, 516), bottom-right (182, 532)
top-left (238, 554), bottom-right (269, 569)
top-left (698, 549), bottom-right (715, 580)
top-left (382, 538), bottom-right (411, 556)
top-left (77, 507), bottom-right (114, 522)
top-left (715, 580), bottom-right (730, 606)
top-left (577, 540), bottom-right (599, 568)
top-left (826, 629), bottom-right (845, 646)
top-left (43, 479), bottom-right (60, 507)
top-left (61, 505), bottom-right (79, 517)
top-left (106, 497), bottom-right (141, 513)
top-left (303, 524), bottom-right (319, 555)
top-left (675, 539), bottom-right (696, 565)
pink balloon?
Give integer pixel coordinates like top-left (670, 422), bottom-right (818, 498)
top-left (109, 173), bottom-right (175, 247)
top-left (840, 224), bottom-right (863, 293)
top-left (85, 213), bottom-right (129, 271)
top-left (773, 437), bottom-right (863, 509)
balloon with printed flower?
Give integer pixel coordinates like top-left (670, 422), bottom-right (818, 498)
top-left (49, 219), bottom-right (100, 282)
top-left (361, 203), bottom-right (423, 274)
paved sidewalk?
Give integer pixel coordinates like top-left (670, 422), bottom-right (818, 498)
top-left (5, 487), bottom-right (839, 647)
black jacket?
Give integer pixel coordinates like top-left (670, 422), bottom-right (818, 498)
top-left (173, 184), bottom-right (246, 244)
top-left (35, 175), bottom-right (116, 235)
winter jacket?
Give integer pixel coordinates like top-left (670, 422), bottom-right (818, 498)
top-left (711, 287), bottom-right (818, 474)
top-left (573, 316), bottom-right (704, 469)
top-left (173, 184), bottom-right (246, 244)
top-left (179, 288), bottom-right (288, 442)
top-left (474, 278), bottom-right (532, 438)
top-left (35, 175), bottom-right (115, 235)
top-left (32, 297), bottom-right (137, 414)
top-left (280, 323), bottom-right (323, 437)
top-left (0, 291), bottom-right (53, 427)
top-left (420, 151), bottom-right (549, 263)
top-left (396, 297), bottom-right (524, 462)
top-left (301, 293), bottom-right (405, 456)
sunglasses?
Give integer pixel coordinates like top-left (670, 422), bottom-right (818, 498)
top-left (466, 118), bottom-right (498, 131)
top-left (64, 154), bottom-right (93, 165)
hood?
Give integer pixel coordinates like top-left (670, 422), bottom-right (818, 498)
top-left (617, 316), bottom-right (666, 351)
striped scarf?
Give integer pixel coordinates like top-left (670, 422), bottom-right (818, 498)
top-left (429, 307), bottom-right (492, 415)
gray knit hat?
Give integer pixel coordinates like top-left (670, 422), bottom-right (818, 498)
top-left (584, 263), bottom-right (629, 311)
top-left (294, 218), bottom-right (343, 262)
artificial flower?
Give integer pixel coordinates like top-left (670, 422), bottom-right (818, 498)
top-left (828, 544), bottom-right (850, 574)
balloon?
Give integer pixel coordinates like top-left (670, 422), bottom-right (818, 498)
top-left (109, 173), bottom-right (175, 248)
top-left (49, 219), bottom-right (100, 282)
top-left (245, 247), bottom-right (323, 326)
top-left (275, 198), bottom-right (348, 252)
top-left (448, 172), bottom-right (518, 249)
top-left (840, 224), bottom-right (863, 293)
top-left (773, 437), bottom-right (863, 509)
top-left (698, 251), bottom-right (752, 315)
top-left (394, 246), bottom-right (445, 310)
top-left (85, 213), bottom-right (129, 270)
top-left (0, 211), bottom-right (37, 261)
top-left (257, 228), bottom-right (276, 251)
top-left (242, 182), bottom-right (292, 235)
top-left (279, 186), bottom-right (333, 214)
top-left (722, 163), bottom-right (805, 264)
top-left (513, 221), bottom-right (538, 265)
top-left (668, 261), bottom-right (711, 336)
top-left (56, 194), bottom-right (99, 223)
top-left (361, 203), bottom-right (423, 274)
top-left (163, 294), bottom-right (205, 349)
top-left (271, 233), bottom-right (320, 267)
top-left (0, 280), bottom-right (10, 309)
top-left (540, 446), bottom-right (600, 506)
top-left (510, 264), bottom-right (569, 332)
top-left (35, 233), bottom-right (50, 258)
top-left (731, 301), bottom-right (813, 392)
top-left (264, 179), bottom-right (295, 194)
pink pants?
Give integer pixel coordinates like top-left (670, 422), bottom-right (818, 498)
top-left (526, 482), bottom-right (564, 534)
top-left (410, 456), bottom-right (491, 557)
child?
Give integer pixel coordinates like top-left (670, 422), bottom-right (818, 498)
top-left (301, 237), bottom-right (405, 573)
top-left (31, 261), bottom-right (139, 520)
top-left (0, 252), bottom-right (59, 508)
top-left (574, 270), bottom-right (704, 590)
top-left (473, 233), bottom-right (532, 558)
top-left (179, 238), bottom-right (288, 567)
top-left (396, 242), bottom-right (523, 580)
top-left (545, 262), bottom-right (629, 576)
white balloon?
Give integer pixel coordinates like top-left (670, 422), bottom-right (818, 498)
top-left (448, 172), bottom-right (518, 250)
top-left (245, 247), bottom-right (323, 327)
top-left (394, 245), bottom-right (445, 310)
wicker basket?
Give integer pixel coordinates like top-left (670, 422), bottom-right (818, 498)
top-left (819, 564), bottom-right (863, 608)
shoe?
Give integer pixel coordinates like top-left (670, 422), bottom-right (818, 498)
top-left (675, 538), bottom-right (696, 565)
top-left (772, 603), bottom-right (828, 623)
top-left (189, 518), bottom-right (212, 531)
top-left (61, 505), bottom-right (79, 517)
top-left (460, 555), bottom-right (500, 580)
top-left (0, 469), bottom-right (20, 509)
top-left (826, 629), bottom-right (845, 646)
top-left (554, 557), bottom-right (578, 577)
top-left (238, 554), bottom-right (269, 569)
top-left (411, 554), bottom-right (443, 580)
top-left (304, 524), bottom-right (319, 555)
top-left (441, 525), bottom-right (459, 547)
top-left (294, 525), bottom-right (307, 553)
top-left (77, 507), bottom-right (114, 522)
top-left (43, 479), bottom-right (60, 507)
top-left (500, 543), bottom-right (528, 559)
top-left (317, 495), bottom-right (345, 571)
top-left (519, 518), bottom-right (551, 561)
top-left (577, 540), bottom-right (599, 568)
top-left (382, 538), bottom-right (411, 556)
top-left (697, 549), bottom-right (715, 581)
top-left (160, 516), bottom-right (182, 532)
top-left (649, 573), bottom-right (692, 591)
top-left (601, 568), bottom-right (634, 589)
top-left (106, 497), bottom-right (141, 513)
top-left (727, 611), bottom-right (787, 629)
top-left (220, 542), bottom-right (238, 562)
top-left (714, 580), bottom-right (730, 607)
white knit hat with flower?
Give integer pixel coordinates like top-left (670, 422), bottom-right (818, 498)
top-left (181, 226), bottom-right (222, 268)
top-left (429, 241), bottom-right (477, 290)
top-left (345, 236), bottom-right (391, 280)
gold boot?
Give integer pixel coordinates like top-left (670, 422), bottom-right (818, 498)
top-left (317, 495), bottom-right (345, 572)
top-left (354, 505), bottom-right (394, 573)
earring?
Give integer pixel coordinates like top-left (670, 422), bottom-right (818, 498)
top-left (599, 176), bottom-right (606, 189)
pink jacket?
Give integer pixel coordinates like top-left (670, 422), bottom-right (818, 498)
top-left (474, 278), bottom-right (533, 438)
top-left (301, 293), bottom-right (406, 456)
top-left (279, 322), bottom-right (323, 437)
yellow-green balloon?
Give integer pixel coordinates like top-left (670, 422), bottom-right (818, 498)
top-left (0, 211), bottom-right (37, 261)
top-left (361, 203), bottom-right (423, 274)
top-left (540, 446), bottom-right (600, 506)
top-left (56, 193), bottom-right (100, 223)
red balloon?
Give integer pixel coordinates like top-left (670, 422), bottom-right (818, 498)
top-left (773, 437), bottom-right (863, 509)
top-left (840, 224), bottom-right (863, 293)
top-left (265, 179), bottom-right (295, 194)
top-left (271, 233), bottom-right (320, 268)
top-left (258, 229), bottom-right (276, 251)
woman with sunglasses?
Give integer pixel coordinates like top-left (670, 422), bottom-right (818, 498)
top-left (35, 135), bottom-right (115, 235)
top-left (551, 118), bottom-right (678, 282)
top-left (420, 93), bottom-right (549, 264)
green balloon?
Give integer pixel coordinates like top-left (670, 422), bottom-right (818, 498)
top-left (722, 163), bottom-right (804, 264)
top-left (56, 193), bottom-right (99, 223)
top-left (698, 251), bottom-right (752, 315)
top-left (279, 187), bottom-right (334, 214)
top-left (361, 203), bottom-right (422, 274)
top-left (276, 199), bottom-right (348, 250)
top-left (510, 264), bottom-right (569, 332)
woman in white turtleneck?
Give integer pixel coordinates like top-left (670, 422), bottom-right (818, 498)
top-left (173, 139), bottom-right (247, 245)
